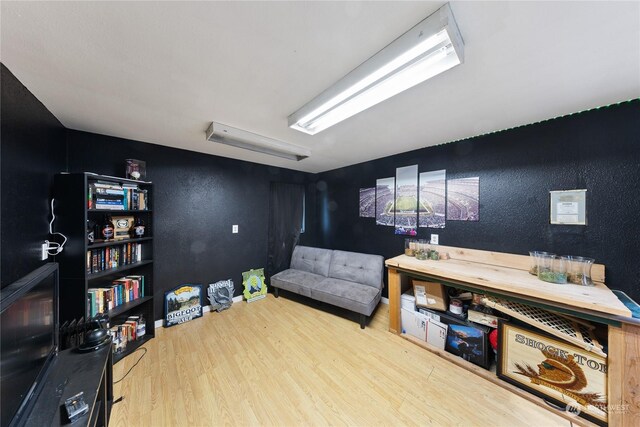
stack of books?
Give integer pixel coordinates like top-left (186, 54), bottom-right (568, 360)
top-left (88, 181), bottom-right (149, 210)
top-left (123, 184), bottom-right (148, 210)
top-left (110, 315), bottom-right (146, 354)
top-left (90, 182), bottom-right (125, 210)
top-left (86, 243), bottom-right (142, 274)
top-left (87, 275), bottom-right (145, 317)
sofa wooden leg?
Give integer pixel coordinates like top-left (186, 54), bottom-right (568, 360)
top-left (360, 314), bottom-right (366, 329)
top-left (274, 287), bottom-right (279, 298)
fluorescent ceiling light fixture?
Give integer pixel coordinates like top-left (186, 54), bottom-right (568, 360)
top-left (288, 3), bottom-right (464, 135)
top-left (206, 122), bottom-right (310, 161)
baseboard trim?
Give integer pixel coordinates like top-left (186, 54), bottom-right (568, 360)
top-left (154, 295), bottom-right (386, 328)
top-left (154, 295), bottom-right (244, 328)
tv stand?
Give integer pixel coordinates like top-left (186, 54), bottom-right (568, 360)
top-left (25, 345), bottom-right (112, 426)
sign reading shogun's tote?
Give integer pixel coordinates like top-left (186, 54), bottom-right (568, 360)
top-left (164, 284), bottom-right (203, 327)
top-left (497, 320), bottom-right (607, 426)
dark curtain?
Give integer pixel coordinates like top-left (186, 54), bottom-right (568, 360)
top-left (267, 182), bottom-right (304, 279)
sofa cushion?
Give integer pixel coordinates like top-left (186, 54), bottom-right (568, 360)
top-left (328, 250), bottom-right (384, 289)
top-left (270, 269), bottom-right (325, 298)
top-left (310, 277), bottom-right (381, 316)
top-left (290, 246), bottom-right (333, 277)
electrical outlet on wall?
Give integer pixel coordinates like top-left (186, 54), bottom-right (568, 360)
top-left (41, 243), bottom-right (48, 260)
top-left (430, 234), bottom-right (439, 245)
top-left (232, 225), bottom-right (238, 234)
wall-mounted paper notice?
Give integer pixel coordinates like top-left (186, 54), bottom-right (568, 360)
top-left (550, 189), bottom-right (587, 225)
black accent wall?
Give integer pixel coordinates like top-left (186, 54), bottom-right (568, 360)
top-left (1, 63), bottom-right (317, 319)
top-left (3, 60), bottom-right (638, 318)
top-left (1, 64), bottom-right (67, 287)
top-left (317, 100), bottom-right (640, 301)
top-left (66, 131), bottom-right (317, 319)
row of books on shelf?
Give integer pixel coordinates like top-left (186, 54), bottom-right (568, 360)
top-left (87, 243), bottom-right (142, 274)
top-left (87, 275), bottom-right (146, 317)
top-left (111, 314), bottom-right (146, 355)
top-left (88, 181), bottom-right (149, 211)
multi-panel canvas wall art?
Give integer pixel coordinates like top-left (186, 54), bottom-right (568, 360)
top-left (375, 177), bottom-right (395, 226)
top-left (359, 187), bottom-right (376, 218)
top-left (365, 168), bottom-right (480, 229)
top-left (446, 177), bottom-right (479, 221)
top-left (419, 169), bottom-right (446, 228)
top-left (394, 165), bottom-right (418, 235)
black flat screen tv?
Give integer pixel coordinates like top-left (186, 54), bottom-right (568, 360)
top-left (1, 263), bottom-right (59, 427)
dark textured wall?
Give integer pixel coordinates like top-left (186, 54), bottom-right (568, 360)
top-left (66, 131), bottom-right (317, 319)
top-left (1, 64), bottom-right (67, 287)
top-left (317, 100), bottom-right (640, 301)
top-left (4, 58), bottom-right (638, 317)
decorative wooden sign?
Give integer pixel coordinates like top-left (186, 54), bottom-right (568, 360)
top-left (242, 268), bottom-right (267, 302)
top-left (111, 215), bottom-right (134, 240)
top-left (208, 279), bottom-right (234, 312)
top-left (497, 320), bottom-right (607, 426)
top-left (164, 284), bottom-right (203, 327)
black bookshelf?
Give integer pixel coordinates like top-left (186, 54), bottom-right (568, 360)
top-left (54, 172), bottom-right (155, 363)
top-left (113, 335), bottom-right (152, 364)
top-left (91, 209), bottom-right (153, 214)
top-left (108, 295), bottom-right (153, 318)
top-left (87, 260), bottom-right (153, 280)
top-left (89, 236), bottom-right (152, 249)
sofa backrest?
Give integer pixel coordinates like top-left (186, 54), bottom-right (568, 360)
top-left (328, 250), bottom-right (384, 289)
top-left (290, 246), bottom-right (332, 277)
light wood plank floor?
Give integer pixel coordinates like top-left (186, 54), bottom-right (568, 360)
top-left (110, 294), bottom-right (571, 427)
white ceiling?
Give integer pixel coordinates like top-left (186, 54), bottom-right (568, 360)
top-left (2, 1), bottom-right (639, 174)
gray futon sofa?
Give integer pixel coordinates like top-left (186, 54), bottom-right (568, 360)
top-left (270, 246), bottom-right (384, 328)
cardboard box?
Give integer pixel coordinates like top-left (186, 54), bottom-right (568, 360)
top-left (401, 308), bottom-right (427, 341)
top-left (468, 306), bottom-right (506, 328)
top-left (413, 280), bottom-right (448, 311)
top-left (401, 291), bottom-right (416, 311)
top-left (426, 318), bottom-right (448, 349)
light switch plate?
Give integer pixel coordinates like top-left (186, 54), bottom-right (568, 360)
top-left (232, 225), bottom-right (238, 234)
top-left (430, 234), bottom-right (439, 245)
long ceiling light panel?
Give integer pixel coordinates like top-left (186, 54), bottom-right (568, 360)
top-left (206, 122), bottom-right (311, 161)
top-left (288, 3), bottom-right (464, 135)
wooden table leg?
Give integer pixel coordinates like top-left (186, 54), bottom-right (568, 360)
top-left (388, 268), bottom-right (401, 334)
top-left (608, 323), bottom-right (640, 426)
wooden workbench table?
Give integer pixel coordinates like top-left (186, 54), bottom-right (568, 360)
top-left (386, 245), bottom-right (639, 427)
